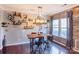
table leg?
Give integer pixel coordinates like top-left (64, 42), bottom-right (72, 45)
top-left (30, 39), bottom-right (34, 54)
top-left (30, 39), bottom-right (32, 53)
top-left (31, 39), bottom-right (33, 53)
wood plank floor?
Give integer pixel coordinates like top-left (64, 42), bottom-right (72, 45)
top-left (1, 42), bottom-right (77, 54)
top-left (0, 49), bottom-right (2, 54)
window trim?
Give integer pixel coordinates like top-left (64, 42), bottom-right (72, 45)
top-left (52, 17), bottom-right (68, 39)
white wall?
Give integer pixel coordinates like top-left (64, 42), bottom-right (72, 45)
top-left (0, 10), bottom-right (4, 49)
top-left (5, 25), bottom-right (29, 46)
top-left (5, 24), bottom-right (47, 46)
top-left (0, 10), bottom-right (48, 47)
top-left (0, 24), bottom-right (3, 49)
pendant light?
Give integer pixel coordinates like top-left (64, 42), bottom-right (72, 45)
top-left (33, 6), bottom-right (47, 25)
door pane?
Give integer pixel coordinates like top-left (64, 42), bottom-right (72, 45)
top-left (53, 27), bottom-right (59, 36)
top-left (53, 20), bottom-right (59, 27)
top-left (60, 28), bottom-right (67, 38)
top-left (52, 20), bottom-right (59, 36)
top-left (60, 18), bottom-right (67, 39)
top-left (61, 18), bottom-right (67, 27)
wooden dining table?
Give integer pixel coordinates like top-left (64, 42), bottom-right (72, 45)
top-left (27, 34), bottom-right (44, 39)
top-left (27, 33), bottom-right (52, 53)
top-left (27, 34), bottom-right (44, 53)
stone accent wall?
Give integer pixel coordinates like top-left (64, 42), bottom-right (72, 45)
top-left (73, 6), bottom-right (79, 51)
top-left (73, 17), bottom-right (79, 50)
top-left (73, 17), bottom-right (79, 40)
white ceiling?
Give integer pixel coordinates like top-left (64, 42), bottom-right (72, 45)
top-left (0, 4), bottom-right (78, 16)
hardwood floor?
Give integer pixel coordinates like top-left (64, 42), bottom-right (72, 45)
top-left (1, 42), bottom-right (74, 54)
top-left (0, 49), bottom-right (2, 54)
top-left (3, 44), bottom-right (30, 54)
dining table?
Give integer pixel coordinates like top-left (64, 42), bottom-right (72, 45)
top-left (27, 34), bottom-right (44, 53)
top-left (27, 33), bottom-right (52, 53)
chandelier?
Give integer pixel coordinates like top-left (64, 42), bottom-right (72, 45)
top-left (33, 6), bottom-right (47, 25)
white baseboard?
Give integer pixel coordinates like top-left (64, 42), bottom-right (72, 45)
top-left (53, 40), bottom-right (66, 46)
top-left (0, 41), bottom-right (30, 49)
top-left (5, 41), bottom-right (30, 47)
top-left (73, 48), bottom-right (79, 53)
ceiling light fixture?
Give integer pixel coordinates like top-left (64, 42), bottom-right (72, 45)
top-left (33, 6), bottom-right (47, 25)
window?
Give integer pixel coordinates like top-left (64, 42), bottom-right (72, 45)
top-left (52, 18), bottom-right (68, 39)
top-left (52, 20), bottom-right (59, 36)
top-left (60, 18), bottom-right (67, 39)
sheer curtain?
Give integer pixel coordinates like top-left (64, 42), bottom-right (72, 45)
top-left (66, 10), bottom-right (73, 49)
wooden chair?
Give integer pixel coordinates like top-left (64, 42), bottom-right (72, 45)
top-left (31, 32), bottom-right (37, 34)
